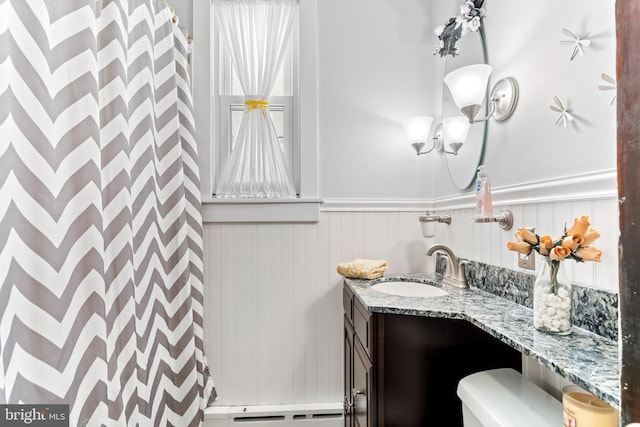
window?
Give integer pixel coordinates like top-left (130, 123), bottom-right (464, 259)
top-left (213, 9), bottom-right (300, 196)
top-left (193, 0), bottom-right (319, 221)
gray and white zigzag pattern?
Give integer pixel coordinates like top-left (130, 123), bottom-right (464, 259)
top-left (0, 0), bottom-right (209, 425)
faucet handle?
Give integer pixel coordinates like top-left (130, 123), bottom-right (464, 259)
top-left (431, 251), bottom-right (456, 279)
top-left (440, 253), bottom-right (453, 277)
top-left (456, 260), bottom-right (470, 285)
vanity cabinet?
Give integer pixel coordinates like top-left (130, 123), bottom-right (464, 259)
top-left (344, 284), bottom-right (376, 427)
top-left (343, 282), bottom-right (522, 426)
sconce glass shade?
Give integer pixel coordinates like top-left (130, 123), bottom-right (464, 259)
top-left (444, 64), bottom-right (493, 109)
top-left (443, 116), bottom-right (471, 153)
top-left (402, 116), bottom-right (435, 155)
top-left (401, 116), bottom-right (434, 142)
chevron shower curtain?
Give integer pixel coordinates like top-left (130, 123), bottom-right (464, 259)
top-left (0, 1), bottom-right (212, 426)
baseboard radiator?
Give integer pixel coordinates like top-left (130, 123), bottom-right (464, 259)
top-left (204, 403), bottom-right (344, 427)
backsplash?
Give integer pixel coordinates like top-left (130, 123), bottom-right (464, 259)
top-left (442, 259), bottom-right (619, 341)
top-left (572, 285), bottom-right (619, 340)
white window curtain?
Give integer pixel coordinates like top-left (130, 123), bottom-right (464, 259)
top-left (214, 0), bottom-right (298, 198)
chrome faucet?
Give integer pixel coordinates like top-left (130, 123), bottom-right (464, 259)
top-left (425, 244), bottom-right (469, 288)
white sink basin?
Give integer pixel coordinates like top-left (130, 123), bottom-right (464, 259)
top-left (371, 281), bottom-right (448, 298)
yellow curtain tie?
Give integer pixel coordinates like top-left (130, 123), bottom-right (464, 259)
top-left (245, 99), bottom-right (269, 116)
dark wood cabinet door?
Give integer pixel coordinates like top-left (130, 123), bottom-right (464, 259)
top-left (344, 317), bottom-right (354, 427)
top-left (353, 338), bottom-right (375, 427)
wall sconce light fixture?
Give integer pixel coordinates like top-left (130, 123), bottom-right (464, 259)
top-left (402, 116), bottom-right (435, 155)
top-left (444, 64), bottom-right (519, 124)
top-left (434, 116), bottom-right (471, 155)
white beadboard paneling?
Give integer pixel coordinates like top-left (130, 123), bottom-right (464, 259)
top-left (428, 198), bottom-right (619, 291)
top-left (204, 225), bottom-right (222, 397)
top-left (522, 355), bottom-right (573, 402)
top-left (204, 211), bottom-right (429, 406)
top-left (569, 201), bottom-right (592, 286)
top-left (255, 225), bottom-right (271, 402)
top-left (593, 199), bottom-right (620, 292)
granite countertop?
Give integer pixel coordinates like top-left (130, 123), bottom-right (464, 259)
top-left (344, 272), bottom-right (620, 409)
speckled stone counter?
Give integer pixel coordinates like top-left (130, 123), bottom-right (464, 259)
top-left (344, 273), bottom-right (620, 409)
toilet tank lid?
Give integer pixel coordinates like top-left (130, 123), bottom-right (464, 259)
top-left (457, 368), bottom-right (562, 427)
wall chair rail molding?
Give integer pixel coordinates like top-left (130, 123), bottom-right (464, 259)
top-left (320, 199), bottom-right (435, 212)
top-left (433, 169), bottom-right (617, 211)
top-left (200, 168), bottom-right (615, 222)
top-left (201, 198), bottom-right (323, 223)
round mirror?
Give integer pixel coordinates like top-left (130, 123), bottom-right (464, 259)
top-left (440, 27), bottom-right (488, 190)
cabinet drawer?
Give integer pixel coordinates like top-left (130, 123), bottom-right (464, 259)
top-left (343, 283), bottom-right (354, 324)
top-left (353, 298), bottom-right (375, 361)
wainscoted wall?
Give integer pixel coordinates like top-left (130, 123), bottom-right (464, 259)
top-left (203, 173), bottom-right (619, 406)
top-left (202, 211), bottom-right (429, 406)
top-left (431, 201), bottom-right (619, 293)
top-left (523, 355), bottom-right (576, 402)
top-left (431, 169), bottom-right (619, 293)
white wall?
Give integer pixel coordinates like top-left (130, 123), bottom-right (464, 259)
top-left (314, 0), bottom-right (618, 288)
top-left (432, 0), bottom-right (616, 197)
top-left (170, 1), bottom-right (193, 34)
top-left (198, 0), bottom-right (619, 409)
top-left (317, 0), bottom-right (440, 199)
top-left (317, 0), bottom-right (616, 199)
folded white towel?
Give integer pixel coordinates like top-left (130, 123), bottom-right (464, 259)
top-left (337, 258), bottom-right (388, 279)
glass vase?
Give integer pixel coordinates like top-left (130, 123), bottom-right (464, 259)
top-left (533, 259), bottom-right (572, 335)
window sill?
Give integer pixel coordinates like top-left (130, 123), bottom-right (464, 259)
top-left (201, 198), bottom-right (323, 223)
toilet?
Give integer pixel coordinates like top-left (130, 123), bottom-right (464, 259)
top-left (457, 368), bottom-right (562, 427)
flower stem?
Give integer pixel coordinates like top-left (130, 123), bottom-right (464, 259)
top-left (548, 259), bottom-right (560, 294)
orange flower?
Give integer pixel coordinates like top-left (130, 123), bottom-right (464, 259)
top-left (565, 216), bottom-right (590, 237)
top-left (562, 234), bottom-right (584, 251)
top-left (538, 235), bottom-right (553, 256)
top-left (582, 228), bottom-right (600, 247)
top-left (506, 215), bottom-right (602, 264)
top-left (549, 246), bottom-right (570, 261)
top-left (506, 241), bottom-right (532, 255)
top-left (514, 227), bottom-right (538, 245)
top-left (574, 246), bottom-right (602, 262)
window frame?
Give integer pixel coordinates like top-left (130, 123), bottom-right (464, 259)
top-left (192, 0), bottom-right (320, 223)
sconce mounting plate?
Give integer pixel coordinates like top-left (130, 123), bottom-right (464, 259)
top-left (490, 77), bottom-right (519, 122)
